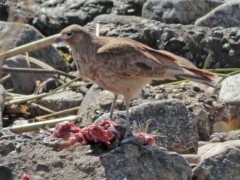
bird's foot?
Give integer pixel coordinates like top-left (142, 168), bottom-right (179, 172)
top-left (120, 135), bottom-right (142, 149)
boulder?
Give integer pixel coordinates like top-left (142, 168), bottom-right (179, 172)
top-left (2, 55), bottom-right (53, 94)
top-left (142, 0), bottom-right (224, 24)
top-left (39, 90), bottom-right (84, 112)
top-left (219, 74), bottom-right (240, 105)
top-left (101, 144), bottom-right (192, 180)
top-left (195, 0), bottom-right (240, 28)
top-left (78, 84), bottom-right (118, 125)
top-left (0, 134), bottom-right (192, 180)
top-left (193, 140), bottom-right (240, 180)
top-left (0, 21), bottom-right (68, 71)
top-left (96, 99), bottom-right (198, 154)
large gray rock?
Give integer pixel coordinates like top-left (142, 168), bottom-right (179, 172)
top-left (2, 55), bottom-right (53, 94)
top-left (193, 140), bottom-right (240, 180)
top-left (39, 90), bottom-right (84, 112)
top-left (101, 144), bottom-right (192, 180)
top-left (97, 99), bottom-right (198, 154)
top-left (0, 134), bottom-right (192, 180)
top-left (219, 74), bottom-right (240, 105)
top-left (195, 0), bottom-right (240, 28)
top-left (78, 84), bottom-right (118, 125)
top-left (87, 19), bottom-right (240, 68)
top-left (0, 21), bottom-right (68, 71)
top-left (142, 0), bottom-right (224, 24)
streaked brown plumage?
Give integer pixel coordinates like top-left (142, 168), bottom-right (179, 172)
top-left (55, 24), bottom-right (217, 137)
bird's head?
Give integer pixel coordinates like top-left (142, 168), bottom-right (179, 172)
top-left (55, 24), bottom-right (92, 47)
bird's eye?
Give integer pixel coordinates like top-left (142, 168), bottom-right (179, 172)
top-left (66, 32), bottom-right (72, 37)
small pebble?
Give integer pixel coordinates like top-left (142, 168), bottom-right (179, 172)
top-left (116, 99), bottom-right (124, 107)
top-left (155, 94), bottom-right (164, 100)
top-left (172, 89), bottom-right (179, 93)
top-left (192, 86), bottom-right (201, 92)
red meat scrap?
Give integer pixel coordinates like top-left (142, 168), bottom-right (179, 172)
top-left (50, 120), bottom-right (155, 147)
top-left (134, 132), bottom-right (155, 146)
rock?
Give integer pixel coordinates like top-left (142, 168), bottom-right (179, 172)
top-left (113, 0), bottom-right (147, 16)
top-left (97, 99), bottom-right (198, 154)
top-left (193, 140), bottom-right (240, 180)
top-left (37, 90), bottom-right (83, 113)
top-left (37, 78), bottom-right (63, 93)
top-left (2, 55), bottom-right (53, 94)
top-left (0, 134), bottom-right (192, 180)
top-left (0, 21), bottom-right (68, 71)
top-left (0, 1), bottom-right (8, 21)
top-left (142, 0), bottom-right (223, 24)
top-left (195, 0), bottom-right (240, 28)
top-left (4, 0), bottom-right (114, 35)
top-left (219, 74), bottom-right (240, 105)
top-left (190, 103), bottom-right (210, 141)
top-left (101, 144), bottom-right (192, 180)
top-left (210, 130), bottom-right (240, 142)
top-left (0, 166), bottom-right (14, 180)
top-left (78, 84), bottom-right (118, 125)
top-left (0, 85), bottom-right (5, 128)
top-left (86, 20), bottom-right (240, 68)
top-left (0, 140), bottom-right (15, 156)
top-left (218, 85), bottom-right (240, 130)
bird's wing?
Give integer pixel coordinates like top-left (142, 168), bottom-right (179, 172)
top-left (96, 39), bottom-right (184, 78)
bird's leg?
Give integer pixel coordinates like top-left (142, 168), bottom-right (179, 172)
top-left (124, 100), bottom-right (132, 138)
top-left (109, 94), bottom-right (118, 120)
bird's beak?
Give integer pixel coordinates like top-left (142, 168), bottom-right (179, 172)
top-left (54, 34), bottom-right (64, 43)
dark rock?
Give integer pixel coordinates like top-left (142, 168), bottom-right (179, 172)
top-left (96, 99), bottom-right (198, 154)
top-left (0, 21), bottom-right (68, 71)
top-left (0, 166), bottom-right (14, 180)
top-left (195, 0), bottom-right (240, 28)
top-left (38, 78), bottom-right (63, 93)
top-left (142, 0), bottom-right (224, 24)
top-left (78, 84), bottom-right (117, 125)
top-left (0, 135), bottom-right (192, 180)
top-left (0, 1), bottom-right (8, 21)
top-left (193, 140), bottom-right (240, 180)
top-left (2, 55), bottom-right (53, 94)
top-left (101, 144), bottom-right (192, 180)
top-left (0, 140), bottom-right (15, 156)
top-left (191, 104), bottom-right (210, 141)
top-left (39, 90), bottom-right (84, 112)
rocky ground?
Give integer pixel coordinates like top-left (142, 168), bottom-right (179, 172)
top-left (1, 0), bottom-right (240, 180)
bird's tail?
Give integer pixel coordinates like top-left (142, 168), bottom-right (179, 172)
top-left (178, 65), bottom-right (218, 87)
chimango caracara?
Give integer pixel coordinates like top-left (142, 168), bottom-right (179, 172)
top-left (55, 24), bottom-right (217, 138)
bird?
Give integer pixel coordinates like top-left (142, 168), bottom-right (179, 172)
top-left (55, 24), bottom-right (217, 138)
